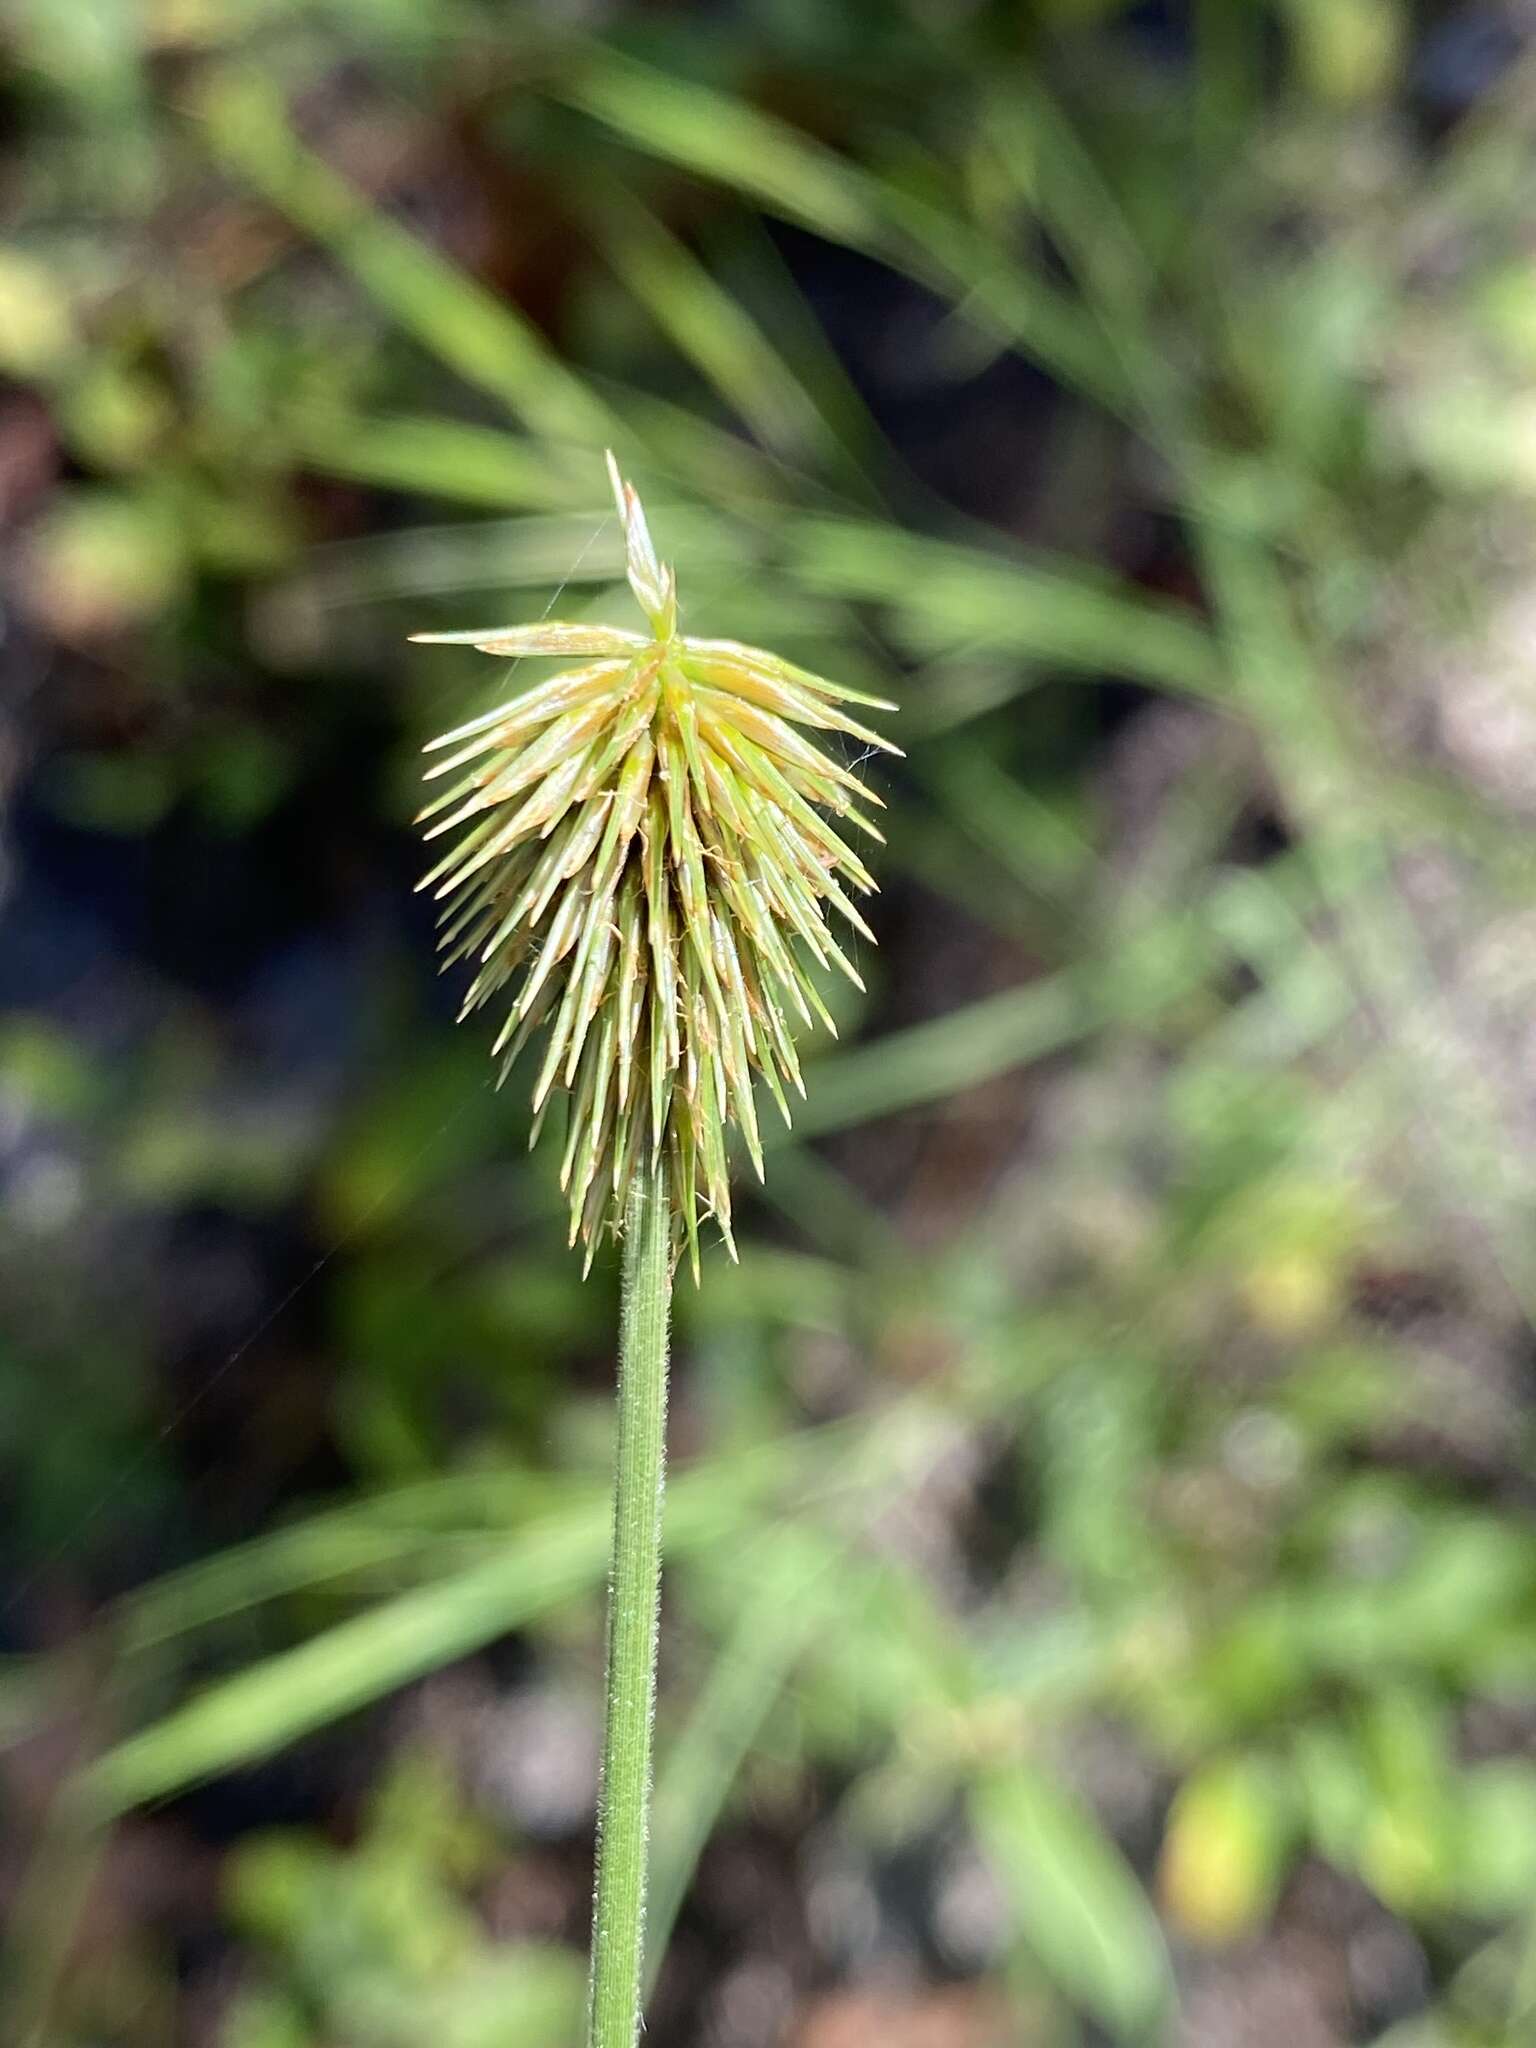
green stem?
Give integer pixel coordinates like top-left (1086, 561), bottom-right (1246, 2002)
top-left (587, 1160), bottom-right (673, 2048)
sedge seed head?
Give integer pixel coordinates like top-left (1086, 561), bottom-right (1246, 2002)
top-left (412, 452), bottom-right (900, 1276)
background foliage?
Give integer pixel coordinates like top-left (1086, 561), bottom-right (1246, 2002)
top-left (5, 2), bottom-right (1536, 2043)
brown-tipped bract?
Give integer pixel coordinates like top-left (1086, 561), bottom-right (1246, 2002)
top-left (413, 452), bottom-right (899, 1275)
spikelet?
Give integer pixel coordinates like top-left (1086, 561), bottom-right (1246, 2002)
top-left (412, 453), bottom-right (900, 1276)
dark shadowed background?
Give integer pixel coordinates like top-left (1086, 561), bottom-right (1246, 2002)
top-left (5, 3), bottom-right (1536, 2044)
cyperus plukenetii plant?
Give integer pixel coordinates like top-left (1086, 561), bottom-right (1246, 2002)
top-left (411, 453), bottom-right (897, 2048)
top-left (412, 450), bottom-right (899, 1277)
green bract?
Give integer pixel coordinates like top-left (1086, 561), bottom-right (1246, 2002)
top-left (413, 453), bottom-right (898, 1275)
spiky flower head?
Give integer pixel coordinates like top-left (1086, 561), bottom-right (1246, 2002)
top-left (412, 454), bottom-right (899, 1275)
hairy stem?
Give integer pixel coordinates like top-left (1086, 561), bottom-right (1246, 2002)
top-left (587, 1160), bottom-right (672, 2048)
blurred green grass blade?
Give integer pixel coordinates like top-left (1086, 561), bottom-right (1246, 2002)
top-left (799, 839), bottom-right (1354, 1142)
top-left (305, 511), bottom-right (630, 609)
top-left (1419, 39), bottom-right (1536, 231)
top-left (970, 1765), bottom-right (1173, 2039)
top-left (979, 82), bottom-right (1154, 325)
top-left (555, 47), bottom-right (1123, 407)
top-left (291, 415), bottom-right (597, 511)
top-left (0, 1789), bottom-right (109, 2048)
top-left (1195, 0), bottom-right (1267, 162)
top-left (196, 70), bottom-right (612, 447)
top-left (797, 918), bottom-right (1213, 1139)
top-left (926, 740), bottom-right (1092, 900)
top-left (894, 804), bottom-right (1049, 940)
top-left (81, 1453), bottom-right (794, 1819)
top-left (302, 502), bottom-right (732, 611)
top-left (0, 1658), bottom-right (66, 1750)
top-left (558, 48), bottom-right (886, 251)
top-left (787, 519), bottom-right (1223, 699)
top-left (730, 213), bottom-right (891, 475)
top-left (580, 179), bottom-right (863, 484)
top-left (118, 1471), bottom-right (564, 1653)
top-left (797, 974), bottom-right (1086, 1137)
top-left (121, 1524), bottom-right (486, 1657)
top-left (646, 1529), bottom-right (844, 1987)
top-left (964, 77), bottom-right (1193, 450)
top-left (757, 1148), bottom-right (904, 1268)
top-left (592, 383), bottom-right (806, 507)
top-left (84, 1499), bottom-right (609, 1818)
top-left (1201, 867), bottom-right (1357, 1065)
